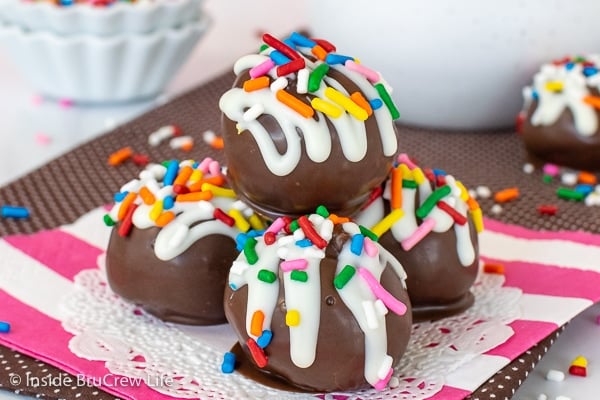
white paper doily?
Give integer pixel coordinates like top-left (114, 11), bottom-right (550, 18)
top-left (60, 255), bottom-right (521, 400)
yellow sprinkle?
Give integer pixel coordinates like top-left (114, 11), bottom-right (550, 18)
top-left (571, 355), bottom-right (588, 368)
top-left (149, 200), bottom-right (163, 221)
top-left (286, 310), bottom-right (300, 327)
top-left (311, 97), bottom-right (342, 118)
top-left (398, 164), bottom-right (413, 180)
top-left (228, 208), bottom-right (250, 232)
top-left (412, 167), bottom-right (426, 185)
top-left (324, 87), bottom-right (368, 121)
top-left (236, 123), bottom-right (243, 134)
top-left (455, 180), bottom-right (470, 202)
top-left (249, 213), bottom-right (266, 231)
top-left (471, 207), bottom-right (484, 233)
top-left (201, 183), bottom-right (236, 198)
top-left (189, 169), bottom-right (203, 184)
top-left (545, 81), bottom-right (563, 92)
top-left (370, 209), bottom-right (404, 237)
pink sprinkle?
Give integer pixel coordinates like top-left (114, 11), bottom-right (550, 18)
top-left (397, 153), bottom-right (417, 169)
top-left (543, 163), bottom-right (560, 177)
top-left (31, 95), bottom-right (43, 106)
top-left (280, 259), bottom-right (308, 272)
top-left (266, 217), bottom-right (285, 235)
top-left (344, 60), bottom-right (380, 83)
top-left (373, 368), bottom-right (394, 391)
top-left (197, 157), bottom-right (213, 173)
top-left (59, 98), bottom-right (73, 108)
top-left (35, 132), bottom-right (51, 145)
top-left (250, 59), bottom-right (276, 79)
top-left (208, 160), bottom-right (221, 176)
top-left (358, 267), bottom-right (407, 316)
top-left (363, 237), bottom-right (379, 257)
top-left (401, 218), bottom-right (435, 251)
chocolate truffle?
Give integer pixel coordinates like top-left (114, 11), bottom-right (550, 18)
top-left (105, 158), bottom-right (265, 325)
top-left (219, 32), bottom-right (400, 219)
top-left (224, 212), bottom-right (412, 392)
top-left (355, 154), bottom-right (482, 322)
top-left (519, 55), bottom-right (600, 171)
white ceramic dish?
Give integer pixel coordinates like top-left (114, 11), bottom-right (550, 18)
top-left (2, 0), bottom-right (202, 36)
top-left (308, 0), bottom-right (600, 130)
top-left (0, 15), bottom-right (210, 103)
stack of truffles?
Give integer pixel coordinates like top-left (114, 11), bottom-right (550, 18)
top-left (104, 32), bottom-right (483, 393)
top-left (0, 0), bottom-right (209, 102)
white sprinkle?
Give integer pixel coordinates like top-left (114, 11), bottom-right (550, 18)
top-left (270, 77), bottom-right (288, 92)
top-left (308, 214), bottom-right (325, 225)
top-left (374, 299), bottom-right (388, 316)
top-left (388, 376), bottom-right (400, 388)
top-left (148, 125), bottom-right (176, 146)
top-left (377, 355), bottom-right (393, 379)
top-left (523, 163), bottom-right (535, 174)
top-left (476, 185), bottom-right (492, 199)
top-left (545, 369), bottom-right (565, 382)
top-left (297, 68), bottom-right (309, 94)
top-left (277, 236), bottom-right (296, 246)
top-left (342, 222), bottom-right (361, 235)
top-left (319, 219), bottom-right (334, 241)
top-left (468, 189), bottom-right (477, 199)
top-left (536, 394), bottom-right (547, 400)
top-left (362, 300), bottom-right (379, 330)
top-left (202, 130), bottom-right (216, 144)
top-left (491, 204), bottom-right (503, 215)
top-left (561, 172), bottom-right (578, 186)
top-left (595, 184), bottom-right (600, 194)
top-left (585, 193), bottom-right (600, 206)
top-left (243, 104), bottom-right (265, 121)
top-left (303, 248), bottom-right (325, 259)
top-left (293, 228), bottom-right (306, 241)
top-left (555, 396), bottom-right (571, 400)
top-left (169, 136), bottom-right (194, 149)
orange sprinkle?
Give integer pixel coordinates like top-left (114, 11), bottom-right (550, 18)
top-left (108, 147), bottom-right (133, 166)
top-left (466, 197), bottom-right (480, 211)
top-left (155, 211), bottom-right (175, 227)
top-left (328, 214), bottom-right (351, 225)
top-left (311, 45), bottom-right (328, 61)
top-left (391, 166), bottom-right (403, 209)
top-left (578, 171), bottom-right (597, 185)
top-left (494, 187), bottom-right (520, 203)
top-left (250, 310), bottom-right (265, 337)
top-left (210, 136), bottom-right (224, 150)
top-left (350, 92), bottom-right (373, 116)
top-left (118, 192), bottom-right (137, 220)
top-left (188, 176), bottom-right (226, 192)
top-left (181, 142), bottom-right (194, 152)
top-left (243, 76), bottom-right (270, 92)
top-left (138, 187), bottom-right (156, 205)
top-left (583, 95), bottom-right (600, 109)
top-left (176, 191), bottom-right (213, 202)
top-left (483, 263), bottom-right (505, 275)
top-left (275, 90), bottom-right (314, 118)
top-left (174, 165), bottom-right (193, 187)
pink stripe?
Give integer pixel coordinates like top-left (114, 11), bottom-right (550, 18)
top-left (482, 256), bottom-right (600, 301)
top-left (484, 218), bottom-right (600, 246)
top-left (4, 229), bottom-right (103, 281)
top-left (426, 385), bottom-right (471, 399)
top-left (0, 290), bottom-right (171, 400)
top-left (485, 320), bottom-right (558, 359)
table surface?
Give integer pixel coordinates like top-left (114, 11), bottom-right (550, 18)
top-left (0, 1), bottom-right (598, 399)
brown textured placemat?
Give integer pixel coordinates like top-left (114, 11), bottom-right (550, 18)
top-left (0, 69), bottom-right (591, 399)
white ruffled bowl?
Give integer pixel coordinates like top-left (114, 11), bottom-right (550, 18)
top-left (2, 0), bottom-right (203, 36)
top-left (0, 15), bottom-right (210, 103)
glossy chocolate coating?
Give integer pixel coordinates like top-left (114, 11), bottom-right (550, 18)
top-left (106, 225), bottom-right (238, 325)
top-left (521, 100), bottom-right (600, 171)
top-left (224, 229), bottom-right (412, 392)
top-left (378, 215), bottom-right (479, 322)
top-left (221, 69), bottom-right (396, 219)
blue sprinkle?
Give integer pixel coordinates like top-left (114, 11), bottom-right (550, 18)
top-left (247, 229), bottom-right (266, 238)
top-left (283, 38), bottom-right (297, 49)
top-left (163, 195), bottom-right (175, 210)
top-left (163, 160), bottom-right (179, 186)
top-left (0, 321), bottom-right (10, 333)
top-left (269, 50), bottom-right (291, 66)
top-left (229, 283), bottom-right (238, 290)
top-left (565, 62), bottom-right (575, 71)
top-left (257, 330), bottom-right (273, 349)
top-left (114, 191), bottom-right (128, 202)
top-left (221, 352), bottom-right (236, 374)
top-left (370, 98), bottom-right (383, 110)
top-left (236, 233), bottom-right (248, 252)
top-left (575, 184), bottom-right (594, 195)
top-left (59, 0), bottom-right (74, 5)
top-left (289, 32), bottom-right (316, 48)
top-left (295, 239), bottom-right (313, 248)
top-left (192, 161), bottom-right (200, 169)
top-left (531, 90), bottom-right (539, 100)
top-left (325, 53), bottom-right (354, 65)
top-left (350, 234), bottom-right (364, 256)
top-left (1, 206), bottom-right (30, 219)
top-left (433, 168), bottom-right (447, 177)
top-left (583, 66), bottom-right (598, 77)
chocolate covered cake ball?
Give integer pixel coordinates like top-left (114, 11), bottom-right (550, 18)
top-left (219, 32), bottom-right (400, 219)
top-left (104, 158), bottom-right (265, 325)
top-left (519, 55), bottom-right (600, 171)
top-left (356, 155), bottom-right (482, 321)
top-left (224, 210), bottom-right (412, 392)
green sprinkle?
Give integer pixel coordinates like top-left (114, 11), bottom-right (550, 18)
top-left (244, 237), bottom-right (259, 265)
top-left (374, 83), bottom-right (400, 119)
top-left (259, 44), bottom-right (269, 53)
top-left (161, 160), bottom-right (170, 167)
top-left (290, 270), bottom-right (308, 282)
top-left (556, 187), bottom-right (585, 201)
top-left (359, 225), bottom-right (378, 242)
top-left (543, 174), bottom-right (553, 184)
top-left (258, 269), bottom-right (277, 283)
top-left (103, 214), bottom-right (116, 227)
top-left (574, 56), bottom-right (587, 63)
top-left (316, 205), bottom-right (330, 218)
top-left (334, 265), bottom-right (356, 289)
top-left (402, 179), bottom-right (418, 189)
top-left (416, 185), bottom-right (452, 219)
top-left (308, 64), bottom-right (330, 92)
top-left (289, 219), bottom-right (300, 232)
